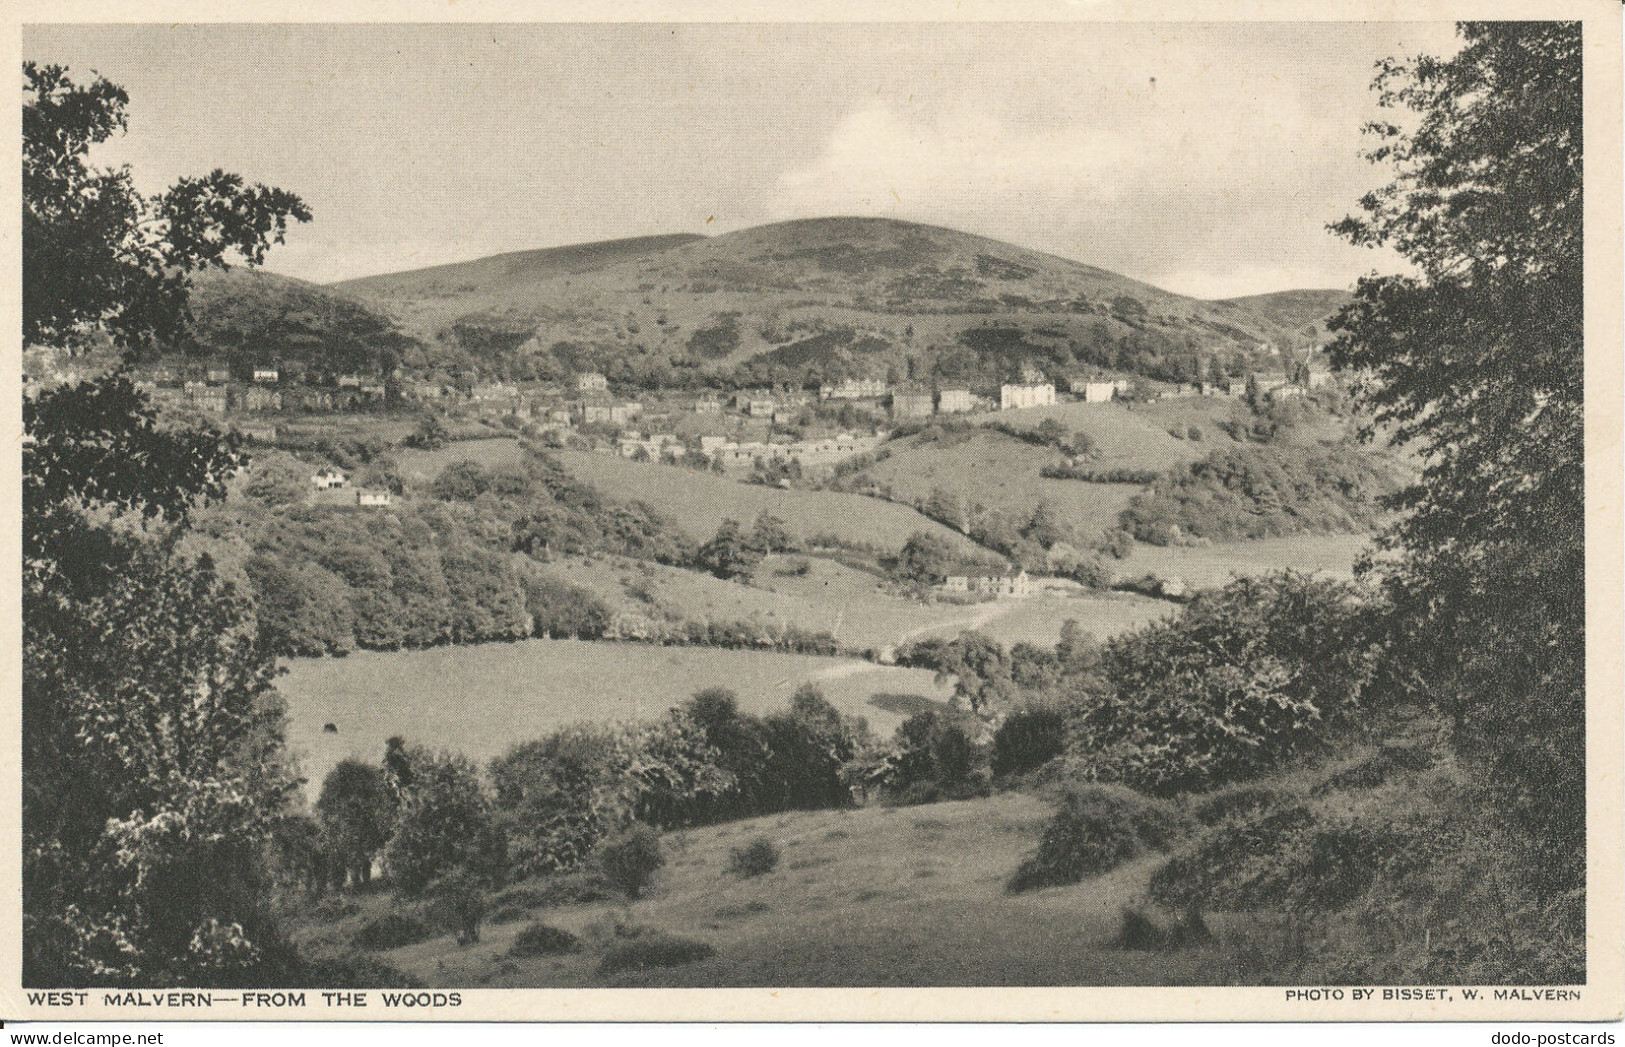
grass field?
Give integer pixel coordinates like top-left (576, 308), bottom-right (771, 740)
top-left (543, 552), bottom-right (1169, 652)
top-left (301, 791), bottom-right (1250, 988)
top-left (850, 428), bottom-right (1139, 543)
top-left (277, 640), bottom-right (952, 789)
top-left (1112, 533), bottom-right (1372, 589)
top-left (395, 437), bottom-right (528, 486)
top-left (973, 400), bottom-right (1220, 470)
top-left (555, 450), bottom-right (984, 555)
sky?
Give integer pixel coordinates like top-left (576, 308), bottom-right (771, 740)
top-left (24, 21), bottom-right (1462, 299)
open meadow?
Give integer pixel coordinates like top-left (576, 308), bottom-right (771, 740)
top-left (541, 552), bottom-right (1168, 652)
top-left (848, 427), bottom-right (1140, 543)
top-left (277, 639), bottom-right (954, 789)
top-left (301, 791), bottom-right (1255, 987)
top-left (555, 449), bottom-right (984, 554)
top-left (1112, 533), bottom-right (1371, 589)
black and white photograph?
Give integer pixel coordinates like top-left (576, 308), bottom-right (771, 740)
top-left (6, 1), bottom-right (1620, 1023)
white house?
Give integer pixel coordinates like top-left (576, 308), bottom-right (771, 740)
top-left (1000, 383), bottom-right (1056, 411)
top-left (312, 469), bottom-right (348, 491)
top-left (1082, 382), bottom-right (1115, 404)
top-left (355, 488), bottom-right (392, 507)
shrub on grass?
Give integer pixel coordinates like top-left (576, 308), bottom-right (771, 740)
top-left (596, 932), bottom-right (716, 975)
top-left (297, 953), bottom-right (424, 988)
top-left (350, 910), bottom-right (436, 951)
top-left (507, 922), bottom-right (582, 958)
top-left (728, 837), bottom-right (780, 878)
top-left (594, 824), bottom-right (664, 899)
top-left (1115, 904), bottom-right (1213, 951)
top-left (1008, 783), bottom-right (1190, 892)
top-left (1149, 802), bottom-right (1425, 915)
top-left (991, 704), bottom-right (1068, 779)
top-left (1190, 783), bottom-right (1295, 826)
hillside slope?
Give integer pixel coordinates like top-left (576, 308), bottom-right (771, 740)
top-left (553, 450), bottom-right (991, 558)
top-left (332, 233), bottom-right (704, 336)
top-left (326, 217), bottom-right (1353, 389)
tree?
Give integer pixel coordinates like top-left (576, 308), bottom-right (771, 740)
top-left (316, 761), bottom-right (394, 888)
top-left (750, 512), bottom-right (799, 554)
top-left (892, 530), bottom-right (955, 585)
top-left (1327, 23), bottom-right (1583, 878)
top-left (382, 746), bottom-right (505, 896)
top-left (1034, 418), bottom-right (1067, 447)
top-left (24, 62), bottom-right (309, 352)
top-left (23, 63), bottom-right (309, 986)
top-left (695, 518), bottom-right (763, 581)
top-left (934, 631), bottom-right (1019, 714)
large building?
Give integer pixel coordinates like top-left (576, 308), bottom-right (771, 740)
top-left (1080, 382), bottom-right (1115, 404)
top-left (820, 377), bottom-right (889, 401)
top-left (1000, 382), bottom-right (1056, 411)
top-left (937, 388), bottom-right (974, 414)
top-left (890, 385), bottom-right (935, 419)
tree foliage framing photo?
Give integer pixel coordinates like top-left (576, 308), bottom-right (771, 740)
top-left (22, 61), bottom-right (313, 985)
top-left (1329, 22), bottom-right (1585, 887)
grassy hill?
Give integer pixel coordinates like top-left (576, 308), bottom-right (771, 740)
top-left (1210, 288), bottom-right (1352, 337)
top-left (553, 449), bottom-right (990, 557)
top-left (332, 234), bottom-right (704, 337)
top-left (293, 791), bottom-right (1249, 988)
top-left (323, 217), bottom-right (1353, 389)
top-left (839, 427), bottom-right (1141, 545)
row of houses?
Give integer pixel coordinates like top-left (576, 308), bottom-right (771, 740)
top-left (694, 430), bottom-right (885, 470)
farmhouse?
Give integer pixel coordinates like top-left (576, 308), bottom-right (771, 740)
top-left (1081, 381), bottom-right (1115, 404)
top-left (940, 570), bottom-right (1033, 599)
top-left (354, 488), bottom-right (392, 507)
top-left (252, 368), bottom-right (280, 384)
top-left (1000, 382), bottom-right (1056, 411)
top-left (937, 388), bottom-right (974, 413)
top-left (694, 395), bottom-right (723, 414)
top-left (312, 469), bottom-right (348, 491)
top-left (577, 372), bottom-right (609, 394)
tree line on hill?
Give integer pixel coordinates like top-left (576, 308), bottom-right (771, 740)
top-left (209, 453), bottom-right (842, 658)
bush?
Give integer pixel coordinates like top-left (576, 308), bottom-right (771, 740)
top-left (350, 910), bottom-right (436, 951)
top-left (1071, 573), bottom-right (1378, 795)
top-left (728, 837), bottom-right (780, 878)
top-left (1190, 783), bottom-right (1295, 826)
top-left (1115, 904), bottom-right (1212, 951)
top-left (1008, 784), bottom-right (1189, 892)
top-left (427, 868), bottom-right (488, 945)
top-left (507, 922), bottom-right (582, 958)
top-left (594, 824), bottom-right (664, 899)
top-left (296, 953), bottom-right (424, 988)
top-left (596, 932), bottom-right (716, 975)
top-left (991, 704), bottom-right (1068, 778)
top-left (1148, 802), bottom-right (1424, 914)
